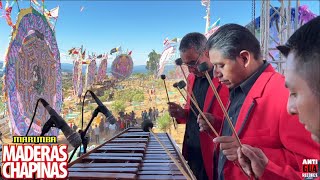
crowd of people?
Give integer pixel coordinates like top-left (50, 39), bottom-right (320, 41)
top-left (69, 113), bottom-right (134, 145)
top-left (141, 107), bottom-right (159, 121)
top-left (73, 108), bottom-right (161, 144)
top-left (68, 107), bottom-right (162, 145)
top-left (168, 17), bottom-right (320, 180)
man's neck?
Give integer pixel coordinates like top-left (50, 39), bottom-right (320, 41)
top-left (245, 60), bottom-right (264, 80)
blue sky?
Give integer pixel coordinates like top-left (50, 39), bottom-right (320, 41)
top-left (0, 0), bottom-right (319, 65)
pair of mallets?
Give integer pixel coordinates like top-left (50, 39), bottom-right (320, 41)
top-left (174, 58), bottom-right (242, 147)
top-left (173, 80), bottom-right (253, 179)
top-left (174, 59), bottom-right (253, 178)
top-left (160, 74), bottom-right (178, 129)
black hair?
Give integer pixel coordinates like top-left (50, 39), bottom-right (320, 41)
top-left (179, 32), bottom-right (207, 53)
top-left (206, 23), bottom-right (262, 60)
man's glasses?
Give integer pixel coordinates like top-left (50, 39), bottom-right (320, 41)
top-left (181, 53), bottom-right (202, 68)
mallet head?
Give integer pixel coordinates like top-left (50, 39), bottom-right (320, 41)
top-left (175, 58), bottom-right (183, 66)
top-left (178, 80), bottom-right (186, 89)
top-left (197, 62), bottom-right (209, 72)
top-left (141, 120), bottom-right (154, 132)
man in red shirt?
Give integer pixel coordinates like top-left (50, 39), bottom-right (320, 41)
top-left (236, 16), bottom-right (320, 179)
top-left (168, 32), bottom-right (229, 180)
top-left (198, 23), bottom-right (319, 179)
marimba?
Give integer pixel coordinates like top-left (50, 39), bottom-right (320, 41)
top-left (68, 128), bottom-right (193, 179)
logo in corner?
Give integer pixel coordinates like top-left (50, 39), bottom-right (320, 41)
top-left (1, 136), bottom-right (68, 179)
top-left (302, 159), bottom-right (318, 179)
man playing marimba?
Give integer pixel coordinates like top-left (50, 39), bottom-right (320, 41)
top-left (237, 16), bottom-right (320, 179)
top-left (198, 23), bottom-right (319, 179)
top-left (168, 32), bottom-right (229, 180)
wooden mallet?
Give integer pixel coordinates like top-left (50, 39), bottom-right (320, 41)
top-left (175, 58), bottom-right (188, 81)
top-left (177, 80), bottom-right (219, 137)
top-left (173, 82), bottom-right (197, 117)
top-left (175, 58), bottom-right (197, 100)
top-left (197, 62), bottom-right (242, 146)
top-left (160, 74), bottom-right (177, 129)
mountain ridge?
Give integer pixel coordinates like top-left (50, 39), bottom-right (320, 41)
top-left (0, 62), bottom-right (176, 75)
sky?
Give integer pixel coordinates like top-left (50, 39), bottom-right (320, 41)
top-left (0, 0), bottom-right (319, 65)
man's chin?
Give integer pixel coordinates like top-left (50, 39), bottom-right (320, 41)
top-left (311, 134), bottom-right (320, 143)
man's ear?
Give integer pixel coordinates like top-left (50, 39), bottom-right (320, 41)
top-left (239, 50), bottom-right (251, 68)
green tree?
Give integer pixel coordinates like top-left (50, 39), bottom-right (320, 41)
top-left (157, 112), bottom-right (171, 132)
top-left (146, 50), bottom-right (161, 76)
top-left (100, 89), bottom-right (111, 102)
top-left (111, 100), bottom-right (126, 115)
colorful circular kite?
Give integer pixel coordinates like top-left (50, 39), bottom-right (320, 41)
top-left (3, 8), bottom-right (62, 136)
top-left (111, 54), bottom-right (133, 79)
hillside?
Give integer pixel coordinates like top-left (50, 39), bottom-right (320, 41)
top-left (0, 61), bottom-right (176, 75)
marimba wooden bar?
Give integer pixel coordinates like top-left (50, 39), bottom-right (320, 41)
top-left (68, 127), bottom-right (193, 180)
